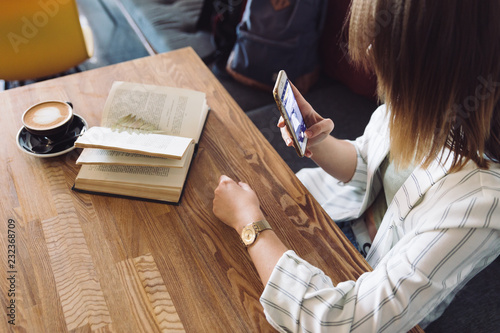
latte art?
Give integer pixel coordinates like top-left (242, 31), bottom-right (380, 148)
top-left (23, 101), bottom-right (72, 131)
top-left (31, 106), bottom-right (65, 126)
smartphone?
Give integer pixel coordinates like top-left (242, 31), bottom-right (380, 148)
top-left (273, 70), bottom-right (308, 157)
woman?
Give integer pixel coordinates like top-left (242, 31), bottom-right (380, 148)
top-left (213, 0), bottom-right (500, 331)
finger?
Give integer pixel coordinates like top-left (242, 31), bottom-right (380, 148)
top-left (218, 174), bottom-right (234, 185)
top-left (280, 125), bottom-right (293, 146)
top-left (277, 116), bottom-right (285, 128)
top-left (289, 82), bottom-right (313, 114)
top-left (219, 174), bottom-right (229, 182)
top-left (305, 118), bottom-right (334, 140)
top-left (306, 129), bottom-right (334, 149)
top-left (289, 81), bottom-right (305, 103)
top-left (238, 181), bottom-right (252, 191)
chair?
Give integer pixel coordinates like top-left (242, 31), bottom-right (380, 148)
top-left (0, 0), bottom-right (94, 81)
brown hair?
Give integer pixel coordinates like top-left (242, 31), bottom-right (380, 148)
top-left (348, 0), bottom-right (500, 171)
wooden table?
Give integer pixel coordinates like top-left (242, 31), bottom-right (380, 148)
top-left (0, 48), bottom-right (422, 332)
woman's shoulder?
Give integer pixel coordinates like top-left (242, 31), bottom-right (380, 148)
top-left (442, 160), bottom-right (500, 194)
top-left (421, 161), bottom-right (500, 229)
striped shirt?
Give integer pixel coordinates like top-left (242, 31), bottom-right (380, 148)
top-left (260, 105), bottom-right (500, 332)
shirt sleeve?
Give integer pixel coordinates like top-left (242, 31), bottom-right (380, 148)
top-left (295, 145), bottom-right (369, 222)
top-left (295, 105), bottom-right (390, 222)
top-left (260, 193), bottom-right (500, 332)
top-left (341, 104), bottom-right (389, 208)
top-left (341, 104), bottom-right (387, 189)
top-left (338, 143), bottom-right (369, 189)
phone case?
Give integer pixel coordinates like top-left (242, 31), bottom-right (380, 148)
top-left (272, 71), bottom-right (306, 157)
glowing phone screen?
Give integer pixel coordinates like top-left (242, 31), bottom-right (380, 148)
top-left (281, 80), bottom-right (307, 148)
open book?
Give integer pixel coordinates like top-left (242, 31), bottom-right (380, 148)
top-left (72, 81), bottom-right (209, 203)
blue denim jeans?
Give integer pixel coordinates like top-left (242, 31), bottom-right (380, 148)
top-left (336, 221), bottom-right (360, 252)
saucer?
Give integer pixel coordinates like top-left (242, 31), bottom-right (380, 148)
top-left (17, 114), bottom-right (88, 158)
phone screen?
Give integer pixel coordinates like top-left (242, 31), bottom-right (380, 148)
top-left (280, 79), bottom-right (307, 154)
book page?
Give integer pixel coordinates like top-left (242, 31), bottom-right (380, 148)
top-left (75, 143), bottom-right (194, 168)
top-left (101, 81), bottom-right (207, 142)
top-left (76, 162), bottom-right (188, 189)
top-left (75, 126), bottom-right (192, 160)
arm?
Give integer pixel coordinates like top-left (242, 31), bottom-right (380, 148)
top-left (307, 136), bottom-right (358, 183)
top-left (278, 83), bottom-right (357, 183)
top-left (260, 225), bottom-right (499, 333)
top-left (262, 189), bottom-right (500, 332)
top-left (213, 171), bottom-right (500, 332)
top-left (212, 175), bottom-right (288, 285)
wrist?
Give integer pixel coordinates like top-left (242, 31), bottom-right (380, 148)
top-left (240, 219), bottom-right (272, 247)
top-left (308, 134), bottom-right (334, 153)
top-left (235, 213), bottom-right (265, 235)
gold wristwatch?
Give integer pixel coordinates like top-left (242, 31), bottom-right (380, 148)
top-left (240, 219), bottom-right (272, 247)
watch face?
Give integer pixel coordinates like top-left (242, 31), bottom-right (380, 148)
top-left (241, 225), bottom-right (256, 246)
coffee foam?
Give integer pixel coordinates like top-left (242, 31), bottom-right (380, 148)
top-left (24, 102), bottom-right (71, 130)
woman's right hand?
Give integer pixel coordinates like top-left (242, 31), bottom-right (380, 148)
top-left (277, 83), bottom-right (334, 158)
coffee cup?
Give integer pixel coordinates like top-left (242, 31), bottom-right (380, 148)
top-left (22, 101), bottom-right (74, 140)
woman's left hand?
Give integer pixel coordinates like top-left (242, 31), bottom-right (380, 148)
top-left (213, 175), bottom-right (265, 234)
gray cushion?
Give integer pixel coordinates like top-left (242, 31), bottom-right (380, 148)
top-left (120, 0), bottom-right (215, 58)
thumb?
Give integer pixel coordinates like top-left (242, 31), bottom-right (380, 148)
top-left (305, 119), bottom-right (334, 139)
top-left (277, 116), bottom-right (286, 128)
top-left (219, 175), bottom-right (234, 185)
top-left (238, 181), bottom-right (252, 191)
top-left (219, 175), bottom-right (236, 186)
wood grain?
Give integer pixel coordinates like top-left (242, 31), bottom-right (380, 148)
top-left (0, 48), bottom-right (423, 332)
top-left (116, 254), bottom-right (184, 332)
top-left (42, 159), bottom-right (112, 331)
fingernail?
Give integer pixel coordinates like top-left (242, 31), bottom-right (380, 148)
top-left (305, 130), bottom-right (312, 138)
top-left (286, 138), bottom-right (292, 146)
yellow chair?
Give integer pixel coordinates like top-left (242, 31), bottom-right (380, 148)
top-left (0, 0), bottom-right (94, 81)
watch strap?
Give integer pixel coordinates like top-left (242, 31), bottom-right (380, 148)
top-left (240, 219), bottom-right (272, 247)
top-left (253, 219), bottom-right (271, 233)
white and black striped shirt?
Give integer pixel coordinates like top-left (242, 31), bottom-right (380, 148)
top-left (260, 105), bottom-right (500, 332)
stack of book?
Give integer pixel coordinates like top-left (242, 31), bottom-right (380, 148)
top-left (73, 81), bottom-right (209, 204)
